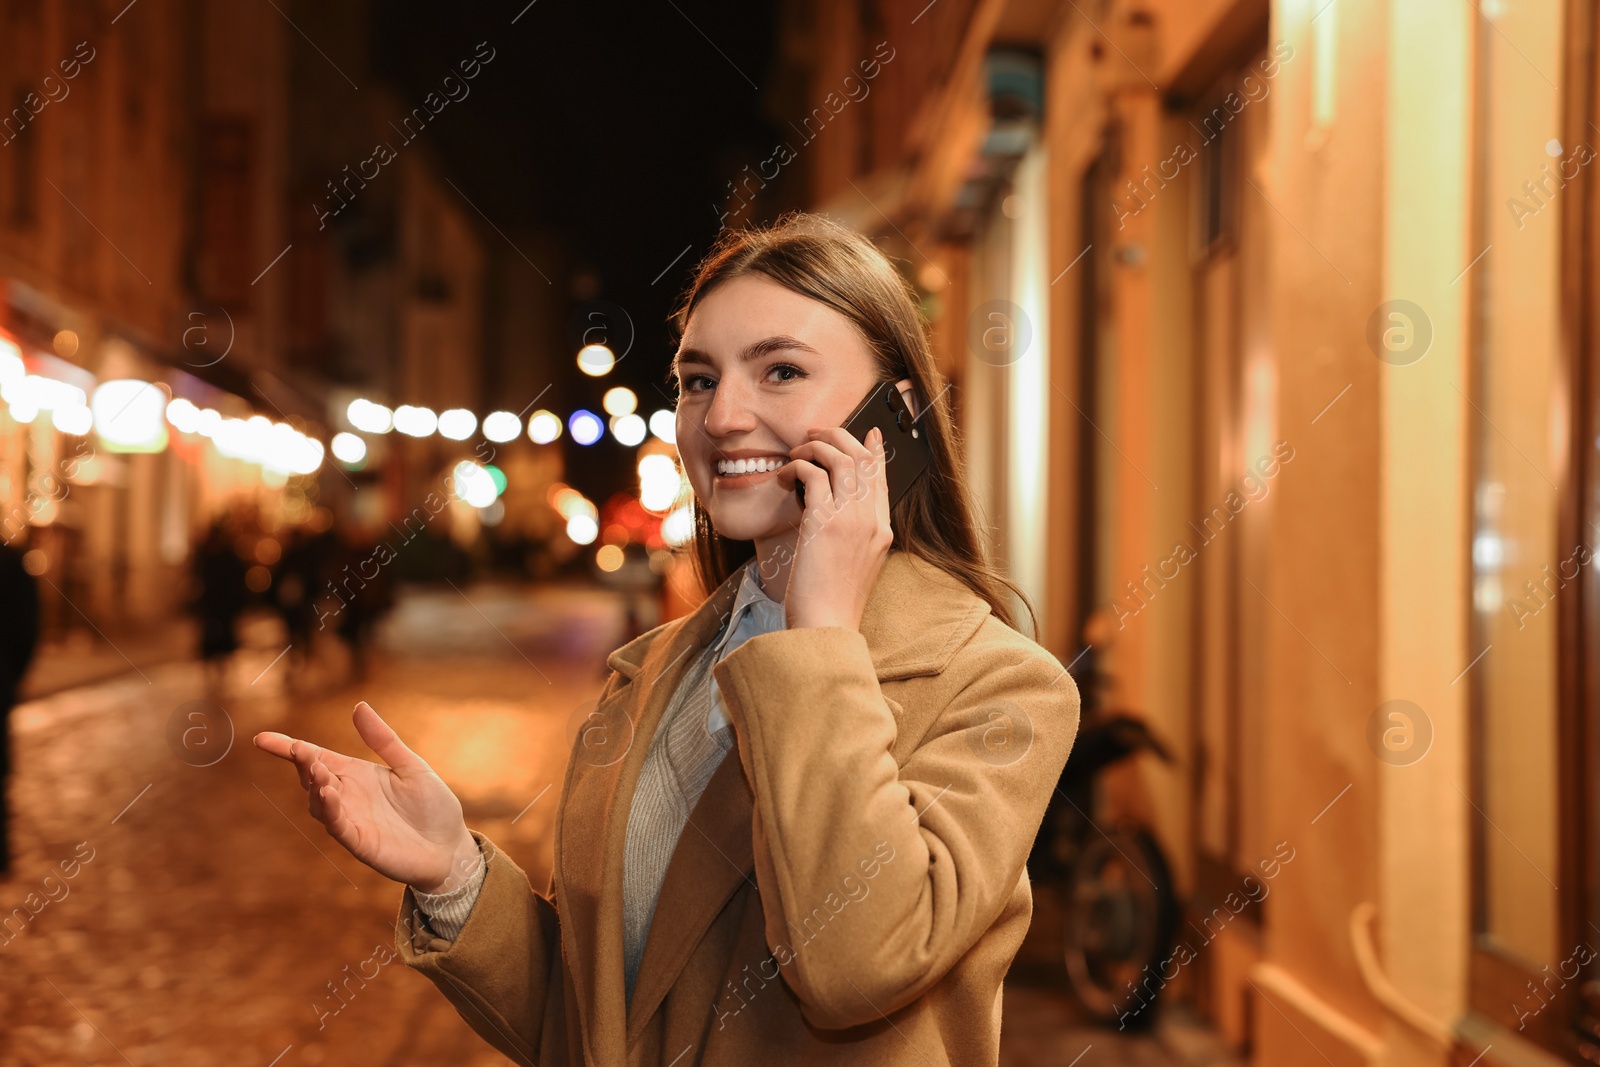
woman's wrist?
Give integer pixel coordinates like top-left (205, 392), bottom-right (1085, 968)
top-left (414, 830), bottom-right (481, 896)
top-left (785, 581), bottom-right (872, 632)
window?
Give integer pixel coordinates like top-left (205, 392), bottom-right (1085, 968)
top-left (1465, 0), bottom-right (1600, 1058)
top-left (1186, 46), bottom-right (1274, 930)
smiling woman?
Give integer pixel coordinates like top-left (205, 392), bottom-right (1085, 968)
top-left (669, 212), bottom-right (1034, 630)
top-left (254, 211), bottom-right (1082, 1066)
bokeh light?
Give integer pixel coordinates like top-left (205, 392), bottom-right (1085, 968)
top-left (661, 505), bottom-right (694, 547)
top-left (566, 513), bottom-right (599, 544)
top-left (569, 409), bottom-right (603, 446)
top-left (393, 405), bottom-right (437, 437)
top-left (527, 410), bottom-right (562, 444)
top-left (577, 344), bottom-right (615, 376)
top-left (451, 460), bottom-right (500, 508)
top-left (91, 380), bottom-right (165, 448)
top-left (611, 412), bottom-right (646, 446)
top-left (438, 408), bottom-right (477, 441)
top-left (638, 453), bottom-right (683, 513)
top-left (331, 432), bottom-right (367, 465)
top-left (52, 404), bottom-right (93, 436)
top-left (347, 398), bottom-right (394, 434)
top-left (648, 409), bottom-right (676, 443)
top-left (482, 411), bottom-right (521, 442)
top-left (166, 397), bottom-right (201, 433)
top-left (603, 386), bottom-right (637, 416)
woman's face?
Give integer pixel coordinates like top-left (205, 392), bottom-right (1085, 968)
top-left (673, 273), bottom-right (894, 544)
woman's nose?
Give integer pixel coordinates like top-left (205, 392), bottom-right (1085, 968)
top-left (702, 377), bottom-right (758, 437)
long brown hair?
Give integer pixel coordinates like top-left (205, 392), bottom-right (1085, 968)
top-left (667, 211), bottom-right (1037, 638)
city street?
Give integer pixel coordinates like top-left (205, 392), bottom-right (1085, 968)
top-left (1, 581), bottom-right (1189, 1067)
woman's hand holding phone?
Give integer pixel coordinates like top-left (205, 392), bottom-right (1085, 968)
top-left (252, 701), bottom-right (480, 895)
top-left (773, 423), bottom-right (894, 632)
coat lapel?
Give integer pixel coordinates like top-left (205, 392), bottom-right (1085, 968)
top-left (555, 559), bottom-right (749, 1064)
top-left (624, 743), bottom-right (754, 1044)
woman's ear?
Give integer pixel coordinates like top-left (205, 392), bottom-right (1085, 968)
top-left (893, 377), bottom-right (923, 421)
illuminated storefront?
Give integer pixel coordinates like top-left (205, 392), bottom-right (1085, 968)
top-left (786, 0), bottom-right (1600, 1064)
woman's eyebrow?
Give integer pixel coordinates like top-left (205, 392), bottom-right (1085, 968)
top-left (674, 335), bottom-right (821, 369)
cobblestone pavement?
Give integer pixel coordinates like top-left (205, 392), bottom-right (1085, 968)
top-left (1, 580), bottom-right (1187, 1067)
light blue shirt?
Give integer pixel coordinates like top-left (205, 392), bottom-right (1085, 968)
top-left (706, 559), bottom-right (787, 735)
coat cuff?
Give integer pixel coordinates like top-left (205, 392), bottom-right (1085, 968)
top-left (397, 829), bottom-right (498, 957)
top-left (409, 838), bottom-right (488, 942)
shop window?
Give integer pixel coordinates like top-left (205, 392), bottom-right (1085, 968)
top-left (198, 117), bottom-right (257, 309)
top-left (1186, 45), bottom-right (1274, 929)
top-left (1465, 0), bottom-right (1600, 1058)
top-left (6, 88), bottom-right (36, 228)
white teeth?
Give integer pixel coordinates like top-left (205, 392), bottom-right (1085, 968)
top-left (717, 456), bottom-right (788, 476)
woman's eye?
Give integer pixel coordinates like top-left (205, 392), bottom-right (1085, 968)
top-left (682, 374), bottom-right (714, 392)
top-left (770, 363), bottom-right (804, 382)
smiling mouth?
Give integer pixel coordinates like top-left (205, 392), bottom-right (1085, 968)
top-left (715, 456), bottom-right (791, 477)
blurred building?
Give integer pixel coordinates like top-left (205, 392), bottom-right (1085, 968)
top-left (0, 0), bottom-right (305, 631)
top-left (283, 0), bottom-right (573, 571)
top-left (0, 0), bottom-right (577, 639)
top-left (784, 1), bottom-right (1591, 1065)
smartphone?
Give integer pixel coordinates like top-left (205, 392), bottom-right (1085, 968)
top-left (795, 381), bottom-right (931, 509)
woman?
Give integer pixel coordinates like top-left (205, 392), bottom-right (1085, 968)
top-left (254, 212), bottom-right (1081, 1065)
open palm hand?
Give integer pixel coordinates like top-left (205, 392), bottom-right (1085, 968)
top-left (253, 701), bottom-right (478, 893)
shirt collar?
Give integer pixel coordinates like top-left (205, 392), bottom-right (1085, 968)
top-left (711, 558), bottom-right (784, 656)
top-left (705, 559), bottom-right (786, 736)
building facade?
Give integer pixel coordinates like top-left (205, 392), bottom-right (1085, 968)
top-left (0, 0), bottom-right (298, 629)
top-left (0, 0), bottom-right (561, 636)
top-left (783, 1), bottom-right (1595, 1064)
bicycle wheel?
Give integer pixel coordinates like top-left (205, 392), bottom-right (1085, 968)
top-left (1059, 826), bottom-right (1178, 1029)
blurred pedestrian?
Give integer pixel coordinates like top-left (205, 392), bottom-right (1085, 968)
top-left (272, 526), bottom-right (325, 690)
top-left (0, 541), bottom-right (41, 877)
top-left (333, 534), bottom-right (394, 683)
top-left (192, 519), bottom-right (247, 694)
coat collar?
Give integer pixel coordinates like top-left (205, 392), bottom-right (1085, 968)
top-left (604, 548), bottom-right (992, 683)
top-left (560, 548), bottom-right (992, 1058)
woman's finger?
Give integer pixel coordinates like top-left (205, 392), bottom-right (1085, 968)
top-left (869, 427), bottom-right (891, 520)
top-left (255, 730), bottom-right (362, 784)
top-left (791, 438), bottom-right (883, 511)
top-left (320, 781), bottom-right (356, 851)
top-left (311, 759), bottom-right (337, 793)
top-left (304, 764), bottom-right (358, 857)
top-left (351, 701), bottom-right (426, 772)
top-left (308, 761), bottom-right (336, 820)
top-left (296, 742), bottom-right (331, 791)
top-left (778, 457), bottom-right (832, 512)
top-left (809, 425), bottom-right (873, 462)
top-left (791, 437), bottom-right (854, 473)
top-left (789, 439), bottom-right (859, 500)
top-left (254, 732), bottom-right (317, 789)
top-left (252, 731), bottom-right (297, 761)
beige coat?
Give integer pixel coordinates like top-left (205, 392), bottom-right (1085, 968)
top-left (395, 548), bottom-right (1081, 1065)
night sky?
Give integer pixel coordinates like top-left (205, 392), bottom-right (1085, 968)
top-left (373, 0), bottom-right (786, 397)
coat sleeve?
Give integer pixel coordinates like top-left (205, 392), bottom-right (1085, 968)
top-left (711, 619), bottom-right (1081, 1030)
top-left (395, 830), bottom-right (564, 1066)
